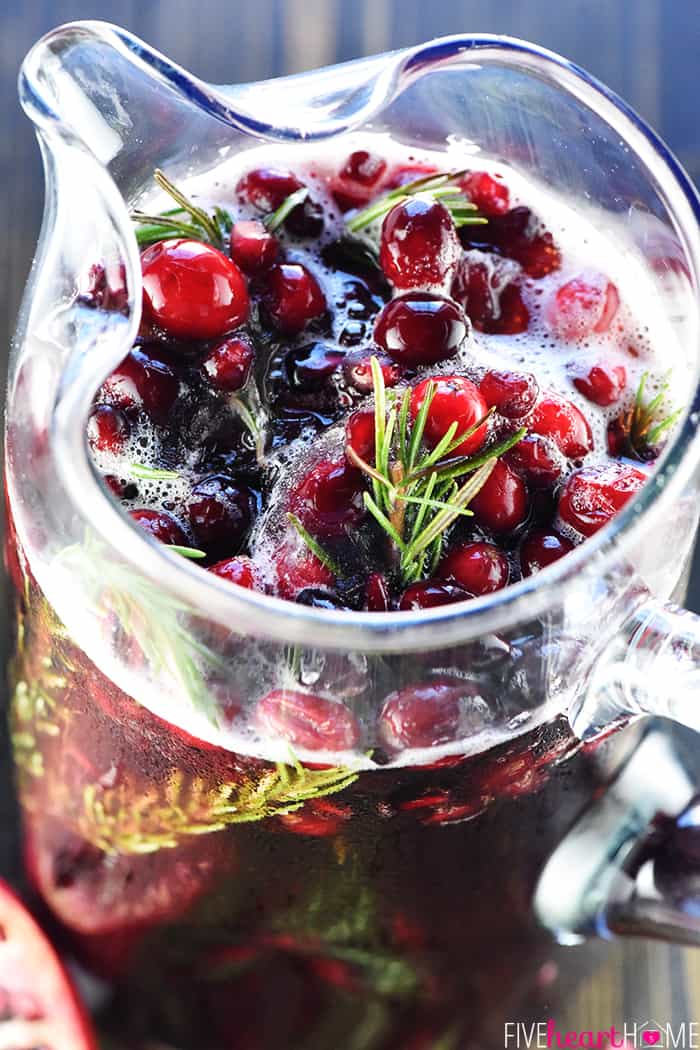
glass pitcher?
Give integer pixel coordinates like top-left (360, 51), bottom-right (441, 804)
top-left (7, 20), bottom-right (700, 1049)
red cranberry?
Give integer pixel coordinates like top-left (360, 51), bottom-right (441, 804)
top-left (466, 206), bottom-right (561, 278)
top-left (470, 459), bottom-right (528, 533)
top-left (188, 476), bottom-right (253, 556)
top-left (265, 263), bottom-right (326, 334)
top-left (451, 259), bottom-right (529, 335)
top-left (275, 544), bottom-right (335, 599)
top-left (459, 171), bottom-right (510, 216)
top-left (101, 346), bottom-right (179, 424)
top-left (572, 362), bottom-right (626, 406)
top-left (87, 405), bottom-right (130, 453)
top-left (278, 798), bottom-right (352, 837)
top-left (129, 509), bottom-right (188, 545)
top-left (141, 239), bottom-right (249, 340)
top-left (383, 163), bottom-right (438, 191)
top-left (230, 220), bottom-right (278, 274)
top-left (547, 273), bottom-right (620, 339)
top-left (374, 293), bottom-right (467, 367)
top-left (296, 588), bottom-right (350, 611)
top-left (398, 580), bottom-right (471, 610)
top-left (410, 375), bottom-right (489, 457)
top-left (286, 342), bottom-right (344, 390)
top-left (345, 409), bottom-right (376, 463)
top-left (558, 462), bottom-right (647, 538)
top-left (505, 434), bottom-right (563, 488)
top-left (79, 261), bottom-right (128, 312)
top-left (236, 167), bottom-right (322, 237)
top-left (380, 198), bottom-right (461, 289)
top-left (209, 555), bottom-right (262, 590)
top-left (439, 541), bottom-right (509, 595)
top-left (379, 680), bottom-right (463, 749)
top-left (529, 393), bottom-right (593, 458)
top-left (289, 459), bottom-right (364, 538)
top-left (342, 350), bottom-right (402, 393)
top-left (331, 150), bottom-right (387, 211)
top-left (479, 369), bottom-right (539, 420)
top-left (365, 572), bottom-right (391, 612)
top-left (256, 689), bottom-right (360, 751)
top-left (520, 529), bottom-right (574, 576)
top-left (202, 335), bottom-right (254, 393)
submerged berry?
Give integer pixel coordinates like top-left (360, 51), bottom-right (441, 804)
top-left (88, 404), bottom-right (130, 453)
top-left (379, 681), bottom-right (463, 749)
top-left (520, 529), bottom-right (574, 576)
top-left (547, 272), bottom-right (619, 340)
top-left (101, 346), bottom-right (179, 425)
top-left (275, 545), bottom-right (335, 599)
top-left (342, 350), bottom-right (402, 393)
top-left (289, 459), bottom-right (364, 538)
top-left (365, 572), bottom-right (391, 612)
top-left (439, 542), bottom-right (509, 595)
top-left (209, 555), bottom-right (263, 590)
top-left (558, 462), bottom-right (647, 537)
top-left (130, 509), bottom-right (188, 545)
top-left (505, 434), bottom-right (563, 488)
top-left (256, 689), bottom-right (360, 751)
top-left (380, 198), bottom-right (461, 289)
top-left (398, 580), bottom-right (471, 610)
top-left (464, 206), bottom-right (561, 278)
top-left (452, 259), bottom-right (529, 335)
top-left (188, 476), bottom-right (254, 556)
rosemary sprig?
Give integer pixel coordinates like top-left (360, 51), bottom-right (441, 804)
top-left (130, 463), bottom-right (180, 480)
top-left (346, 169), bottom-right (488, 233)
top-left (168, 545), bottom-right (207, 561)
top-left (264, 187), bottom-right (309, 232)
top-left (287, 514), bottom-right (341, 576)
top-left (350, 358), bottom-right (525, 584)
top-left (131, 169), bottom-right (232, 249)
top-left (613, 370), bottom-right (682, 460)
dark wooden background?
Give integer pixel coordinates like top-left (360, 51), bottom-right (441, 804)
top-left (1, 0), bottom-right (700, 1036)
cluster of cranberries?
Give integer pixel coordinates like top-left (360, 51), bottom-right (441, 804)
top-left (88, 149), bottom-right (652, 620)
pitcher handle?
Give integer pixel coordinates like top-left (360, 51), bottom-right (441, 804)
top-left (536, 597), bottom-right (700, 945)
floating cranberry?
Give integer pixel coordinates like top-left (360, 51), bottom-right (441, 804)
top-left (130, 508), bottom-right (188, 545)
top-left (236, 167), bottom-right (322, 237)
top-left (439, 541), bottom-right (509, 595)
top-left (374, 293), bottom-right (467, 367)
top-left (141, 239), bottom-right (249, 340)
top-left (520, 529), bottom-right (574, 576)
top-left (296, 588), bottom-right (350, 611)
top-left (202, 335), bottom-right (254, 393)
top-left (379, 681), bottom-right (463, 749)
top-left (380, 198), bottom-right (461, 289)
top-left (345, 409), bottom-right (376, 463)
top-left (451, 259), bottom-right (529, 335)
top-left (286, 342), bottom-right (344, 390)
top-left (101, 346), bottom-right (179, 424)
top-left (410, 375), bottom-right (489, 457)
top-left (479, 369), bottom-right (539, 419)
top-left (398, 580), bottom-right (471, 611)
top-left (547, 272), bottom-right (619, 340)
top-left (256, 689), bottom-right (360, 751)
top-left (87, 404), bottom-right (130, 453)
top-left (188, 476), bottom-right (253, 556)
top-left (470, 459), bottom-right (528, 533)
top-left (209, 555), bottom-right (263, 590)
top-left (505, 434), bottom-right (563, 488)
top-left (289, 459), bottom-right (364, 537)
top-left (558, 462), bottom-right (647, 538)
top-left (529, 393), bottom-right (593, 458)
top-left (460, 170), bottom-right (510, 216)
top-left (572, 362), bottom-right (626, 406)
top-left (265, 263), bottom-right (326, 333)
top-left (230, 220), bottom-right (278, 274)
top-left (275, 544), bottom-right (335, 599)
top-left (331, 150), bottom-right (387, 210)
top-left (365, 572), bottom-right (391, 612)
top-left (342, 350), bottom-right (402, 393)
top-left (465, 206), bottom-right (561, 278)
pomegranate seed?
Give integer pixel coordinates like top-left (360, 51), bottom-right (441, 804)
top-left (286, 342), bottom-right (344, 390)
top-left (379, 680), bottom-right (463, 749)
top-left (439, 541), bottom-right (509, 595)
top-left (236, 167), bottom-right (322, 237)
top-left (451, 258), bottom-right (529, 335)
top-left (572, 362), bottom-right (626, 406)
top-left (460, 171), bottom-right (510, 216)
top-left (365, 571), bottom-right (391, 612)
top-left (547, 272), bottom-right (620, 339)
top-left (256, 689), bottom-right (360, 751)
top-left (470, 459), bottom-right (528, 533)
top-left (331, 150), bottom-right (387, 211)
top-left (479, 369), bottom-right (539, 419)
top-left (465, 206), bottom-right (561, 278)
top-left (289, 459), bottom-right (364, 537)
top-left (202, 335), bottom-right (255, 393)
top-left (410, 375), bottom-right (489, 457)
top-left (345, 409), bottom-right (376, 463)
top-left (398, 580), bottom-right (471, 610)
top-left (141, 239), bottom-right (249, 341)
top-left (129, 509), bottom-right (188, 545)
top-left (101, 346), bottom-right (179, 424)
top-left (209, 555), bottom-right (263, 590)
top-left (520, 529), bottom-right (574, 576)
top-left (505, 434), bottom-right (563, 488)
top-left (230, 220), bottom-right (279, 274)
top-left (558, 462), bottom-right (647, 537)
top-left (87, 404), bottom-right (130, 453)
top-left (374, 292), bottom-right (467, 367)
top-left (342, 350), bottom-right (402, 393)
top-left (529, 393), bottom-right (593, 458)
top-left (265, 263), bottom-right (326, 334)
top-left (380, 198), bottom-right (461, 289)
top-left (275, 544), bottom-right (335, 599)
top-left (188, 476), bottom-right (253, 556)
